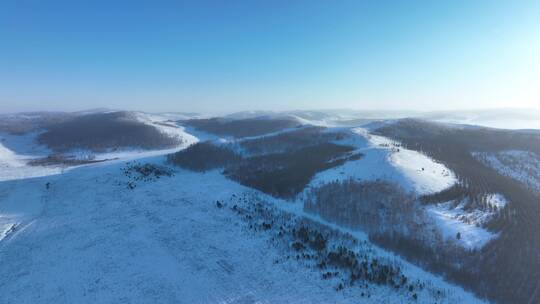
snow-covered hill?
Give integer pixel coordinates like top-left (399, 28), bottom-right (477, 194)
top-left (303, 126), bottom-right (499, 250)
top-left (0, 112), bottom-right (197, 182)
top-left (0, 153), bottom-right (485, 303)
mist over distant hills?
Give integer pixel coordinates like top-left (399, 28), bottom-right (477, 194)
top-left (4, 107), bottom-right (540, 131)
top-left (220, 108), bottom-right (540, 130)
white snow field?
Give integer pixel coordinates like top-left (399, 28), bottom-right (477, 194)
top-left (0, 152), bottom-right (486, 303)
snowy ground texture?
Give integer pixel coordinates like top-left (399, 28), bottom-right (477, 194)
top-left (0, 158), bottom-right (485, 303)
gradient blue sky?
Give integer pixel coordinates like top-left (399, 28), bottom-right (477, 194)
top-left (1, 0), bottom-right (539, 113)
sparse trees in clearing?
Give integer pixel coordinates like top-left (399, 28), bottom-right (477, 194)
top-left (229, 192), bottom-right (432, 299)
top-left (122, 162), bottom-right (173, 189)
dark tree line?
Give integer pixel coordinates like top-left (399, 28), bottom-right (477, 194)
top-left (303, 178), bottom-right (480, 298)
top-left (224, 143), bottom-right (360, 199)
top-left (374, 119), bottom-right (540, 304)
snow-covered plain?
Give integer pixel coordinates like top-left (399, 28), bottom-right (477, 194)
top-left (0, 153), bottom-right (485, 303)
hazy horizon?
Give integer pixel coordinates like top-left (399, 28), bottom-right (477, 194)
top-left (3, 106), bottom-right (540, 116)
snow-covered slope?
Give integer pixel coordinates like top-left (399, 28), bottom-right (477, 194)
top-left (358, 129), bottom-right (505, 249)
top-left (133, 112), bottom-right (191, 141)
top-left (307, 127), bottom-right (502, 250)
top-left (308, 128), bottom-right (456, 196)
top-left (0, 155), bottom-right (485, 303)
top-left (87, 112), bottom-right (198, 160)
top-left (357, 128), bottom-right (456, 195)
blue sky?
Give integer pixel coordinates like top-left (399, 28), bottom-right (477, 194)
top-left (1, 0), bottom-right (539, 113)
